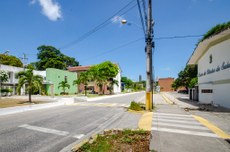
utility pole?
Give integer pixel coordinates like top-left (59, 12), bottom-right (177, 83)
top-left (146, 0), bottom-right (154, 110)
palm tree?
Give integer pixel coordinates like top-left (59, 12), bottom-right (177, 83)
top-left (73, 71), bottom-right (91, 96)
top-left (108, 78), bottom-right (119, 94)
top-left (17, 68), bottom-right (43, 103)
top-left (58, 81), bottom-right (70, 95)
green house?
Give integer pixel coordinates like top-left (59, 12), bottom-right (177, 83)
top-left (45, 68), bottom-right (78, 95)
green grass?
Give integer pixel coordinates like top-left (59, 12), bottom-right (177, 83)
top-left (129, 101), bottom-right (145, 111)
top-left (75, 129), bottom-right (150, 152)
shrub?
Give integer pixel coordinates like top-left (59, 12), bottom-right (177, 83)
top-left (129, 101), bottom-right (143, 111)
top-left (0, 88), bottom-right (13, 93)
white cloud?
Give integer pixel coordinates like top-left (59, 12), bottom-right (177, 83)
top-left (30, 0), bottom-right (62, 21)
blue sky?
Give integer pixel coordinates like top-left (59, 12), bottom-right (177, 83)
top-left (0, 0), bottom-right (230, 81)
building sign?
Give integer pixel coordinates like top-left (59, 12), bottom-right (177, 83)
top-left (199, 61), bottom-right (230, 77)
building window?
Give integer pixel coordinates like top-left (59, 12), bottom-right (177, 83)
top-left (209, 54), bottom-right (212, 64)
top-left (201, 89), bottom-right (213, 93)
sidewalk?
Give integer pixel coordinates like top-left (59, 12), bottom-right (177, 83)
top-left (150, 93), bottom-right (230, 152)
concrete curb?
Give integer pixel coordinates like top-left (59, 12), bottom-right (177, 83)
top-left (0, 97), bottom-right (85, 116)
top-left (138, 112), bottom-right (153, 131)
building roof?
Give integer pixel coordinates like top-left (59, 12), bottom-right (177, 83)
top-left (68, 66), bottom-right (92, 72)
top-left (187, 28), bottom-right (230, 65)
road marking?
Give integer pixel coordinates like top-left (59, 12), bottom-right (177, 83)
top-left (154, 122), bottom-right (209, 130)
top-left (73, 134), bottom-right (85, 139)
top-left (153, 115), bottom-right (195, 121)
top-left (138, 112), bottom-right (153, 131)
top-left (68, 103), bottom-right (128, 107)
top-left (192, 115), bottom-right (230, 139)
top-left (153, 118), bottom-right (200, 125)
top-left (161, 93), bottom-right (174, 104)
top-left (151, 127), bottom-right (219, 138)
top-left (19, 124), bottom-right (69, 136)
top-left (154, 112), bottom-right (193, 117)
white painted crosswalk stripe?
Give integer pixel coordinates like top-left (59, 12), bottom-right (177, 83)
top-left (19, 124), bottom-right (69, 136)
top-left (153, 122), bottom-right (209, 130)
top-left (153, 115), bottom-right (195, 121)
top-left (153, 118), bottom-right (200, 125)
top-left (152, 112), bottom-right (218, 138)
top-left (19, 124), bottom-right (85, 139)
top-left (151, 127), bottom-right (219, 138)
top-left (73, 134), bottom-right (85, 139)
top-left (154, 113), bottom-right (193, 117)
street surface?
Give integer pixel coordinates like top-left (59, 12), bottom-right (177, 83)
top-left (0, 92), bottom-right (145, 152)
top-left (151, 93), bottom-right (230, 152)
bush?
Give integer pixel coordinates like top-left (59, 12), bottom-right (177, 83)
top-left (129, 101), bottom-right (143, 111)
top-left (0, 88), bottom-right (13, 93)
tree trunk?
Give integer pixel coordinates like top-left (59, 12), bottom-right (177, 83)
top-left (84, 85), bottom-right (87, 96)
top-left (29, 90), bottom-right (32, 103)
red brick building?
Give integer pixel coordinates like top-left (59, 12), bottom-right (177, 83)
top-left (158, 77), bottom-right (174, 92)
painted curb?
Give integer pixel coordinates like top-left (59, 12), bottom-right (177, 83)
top-left (192, 115), bottom-right (230, 139)
top-left (138, 112), bottom-right (153, 131)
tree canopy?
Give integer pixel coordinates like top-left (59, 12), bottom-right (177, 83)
top-left (90, 61), bottom-right (119, 94)
top-left (33, 45), bottom-right (79, 70)
top-left (121, 77), bottom-right (133, 89)
top-left (172, 65), bottom-right (197, 90)
top-left (16, 68), bottom-right (43, 102)
top-left (0, 54), bottom-right (23, 67)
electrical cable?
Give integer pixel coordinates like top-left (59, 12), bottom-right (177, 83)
top-left (60, 0), bottom-right (137, 50)
top-left (136, 0), bottom-right (147, 37)
top-left (80, 37), bottom-right (144, 63)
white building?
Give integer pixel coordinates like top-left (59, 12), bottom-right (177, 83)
top-left (0, 64), bottom-right (45, 95)
top-left (188, 28), bottom-right (230, 108)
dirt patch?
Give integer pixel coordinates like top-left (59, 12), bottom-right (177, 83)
top-left (0, 98), bottom-right (51, 108)
top-left (75, 129), bottom-right (152, 152)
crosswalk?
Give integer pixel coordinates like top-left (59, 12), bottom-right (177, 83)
top-left (152, 112), bottom-right (219, 138)
top-left (69, 102), bottom-right (129, 108)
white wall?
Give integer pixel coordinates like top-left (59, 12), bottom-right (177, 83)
top-left (113, 70), bottom-right (121, 93)
top-left (198, 38), bottom-right (230, 108)
top-left (213, 83), bottom-right (230, 108)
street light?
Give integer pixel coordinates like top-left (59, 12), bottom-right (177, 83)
top-left (121, 19), bottom-right (143, 30)
top-left (121, 0), bottom-right (154, 110)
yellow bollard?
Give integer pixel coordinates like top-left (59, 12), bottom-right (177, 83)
top-left (146, 92), bottom-right (152, 110)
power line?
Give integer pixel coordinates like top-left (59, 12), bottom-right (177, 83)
top-left (80, 37), bottom-right (144, 63)
top-left (141, 0), bottom-right (148, 31)
top-left (154, 34), bottom-right (203, 40)
top-left (60, 0), bottom-right (137, 50)
top-left (136, 0), bottom-right (146, 37)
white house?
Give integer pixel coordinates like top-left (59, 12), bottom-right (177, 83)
top-left (0, 64), bottom-right (45, 95)
top-left (188, 28), bottom-right (230, 108)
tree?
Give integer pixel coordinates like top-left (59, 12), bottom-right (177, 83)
top-left (34, 45), bottom-right (79, 70)
top-left (58, 81), bottom-right (70, 95)
top-left (172, 65), bottom-right (197, 90)
top-left (0, 54), bottom-right (23, 67)
top-left (0, 70), bottom-right (9, 83)
top-left (16, 68), bottom-right (43, 102)
top-left (121, 77), bottom-right (133, 89)
top-left (108, 78), bottom-right (119, 94)
top-left (90, 61), bottom-right (119, 94)
top-left (73, 71), bottom-right (92, 96)
top-left (0, 70), bottom-right (9, 97)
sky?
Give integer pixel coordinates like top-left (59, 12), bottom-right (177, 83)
top-left (0, 0), bottom-right (230, 81)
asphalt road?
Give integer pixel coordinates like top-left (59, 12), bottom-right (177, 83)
top-left (0, 92), bottom-right (145, 152)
